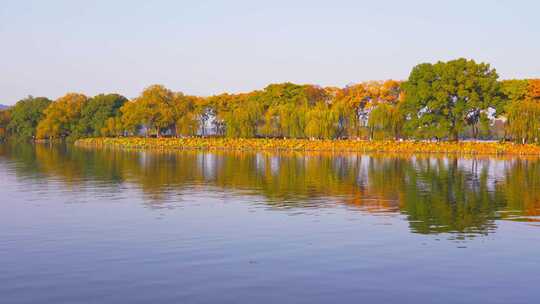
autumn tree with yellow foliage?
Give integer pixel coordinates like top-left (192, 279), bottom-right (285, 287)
top-left (36, 93), bottom-right (88, 140)
top-left (505, 79), bottom-right (540, 143)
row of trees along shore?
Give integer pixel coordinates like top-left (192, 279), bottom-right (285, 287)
top-left (1, 58), bottom-right (540, 143)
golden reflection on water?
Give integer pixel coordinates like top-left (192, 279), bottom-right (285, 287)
top-left (1, 143), bottom-right (539, 235)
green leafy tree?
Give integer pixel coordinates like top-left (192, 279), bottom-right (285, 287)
top-left (134, 85), bottom-right (176, 137)
top-left (7, 96), bottom-right (51, 139)
top-left (75, 94), bottom-right (127, 137)
top-left (368, 103), bottom-right (404, 140)
top-left (257, 83), bottom-right (326, 138)
top-left (224, 94), bottom-right (263, 138)
top-left (500, 80), bottom-right (528, 103)
top-left (0, 109), bottom-right (11, 140)
top-left (305, 103), bottom-right (338, 139)
top-left (403, 58), bottom-right (500, 141)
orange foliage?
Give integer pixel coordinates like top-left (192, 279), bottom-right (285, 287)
top-left (76, 137), bottom-right (540, 156)
top-left (528, 79), bottom-right (540, 100)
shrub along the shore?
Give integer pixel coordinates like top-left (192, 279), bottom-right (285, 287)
top-left (2, 58), bottom-right (540, 144)
top-left (75, 137), bottom-right (540, 155)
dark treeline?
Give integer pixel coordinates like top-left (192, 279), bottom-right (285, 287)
top-left (1, 58), bottom-right (540, 143)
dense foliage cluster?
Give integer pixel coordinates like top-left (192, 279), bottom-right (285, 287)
top-left (1, 58), bottom-right (539, 143)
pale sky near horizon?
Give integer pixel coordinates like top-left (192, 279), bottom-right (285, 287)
top-left (1, 0), bottom-right (539, 104)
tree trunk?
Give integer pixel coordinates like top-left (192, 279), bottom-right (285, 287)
top-left (450, 129), bottom-right (459, 142)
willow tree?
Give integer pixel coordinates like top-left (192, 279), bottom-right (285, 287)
top-left (260, 106), bottom-right (281, 137)
top-left (173, 94), bottom-right (202, 137)
top-left (332, 84), bottom-right (368, 138)
top-left (505, 79), bottom-right (540, 143)
top-left (305, 103), bottom-right (338, 139)
top-left (223, 94), bottom-right (263, 138)
top-left (275, 103), bottom-right (306, 138)
top-left (368, 103), bottom-right (404, 140)
top-left (332, 80), bottom-right (402, 139)
top-left (255, 83), bottom-right (318, 138)
top-left (403, 58), bottom-right (500, 141)
top-left (506, 100), bottom-right (540, 143)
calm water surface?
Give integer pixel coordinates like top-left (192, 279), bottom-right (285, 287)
top-left (1, 144), bottom-right (539, 303)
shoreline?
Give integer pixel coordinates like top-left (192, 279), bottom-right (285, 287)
top-left (74, 137), bottom-right (540, 156)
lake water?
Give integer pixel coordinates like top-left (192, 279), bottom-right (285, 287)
top-left (1, 143), bottom-right (539, 303)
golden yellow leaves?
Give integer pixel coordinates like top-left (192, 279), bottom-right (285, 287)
top-left (75, 137), bottom-right (540, 156)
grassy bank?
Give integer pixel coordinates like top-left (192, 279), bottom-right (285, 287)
top-left (74, 137), bottom-right (540, 155)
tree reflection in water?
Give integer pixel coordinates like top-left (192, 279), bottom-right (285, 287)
top-left (1, 143), bottom-right (539, 236)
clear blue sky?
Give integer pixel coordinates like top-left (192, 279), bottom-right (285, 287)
top-left (1, 0), bottom-right (539, 104)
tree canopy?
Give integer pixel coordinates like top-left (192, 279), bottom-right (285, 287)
top-left (505, 79), bottom-right (540, 143)
top-left (402, 58), bottom-right (500, 140)
top-left (7, 96), bottom-right (51, 139)
top-left (36, 93), bottom-right (88, 140)
top-left (1, 58), bottom-right (539, 144)
top-left (75, 94), bottom-right (127, 138)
